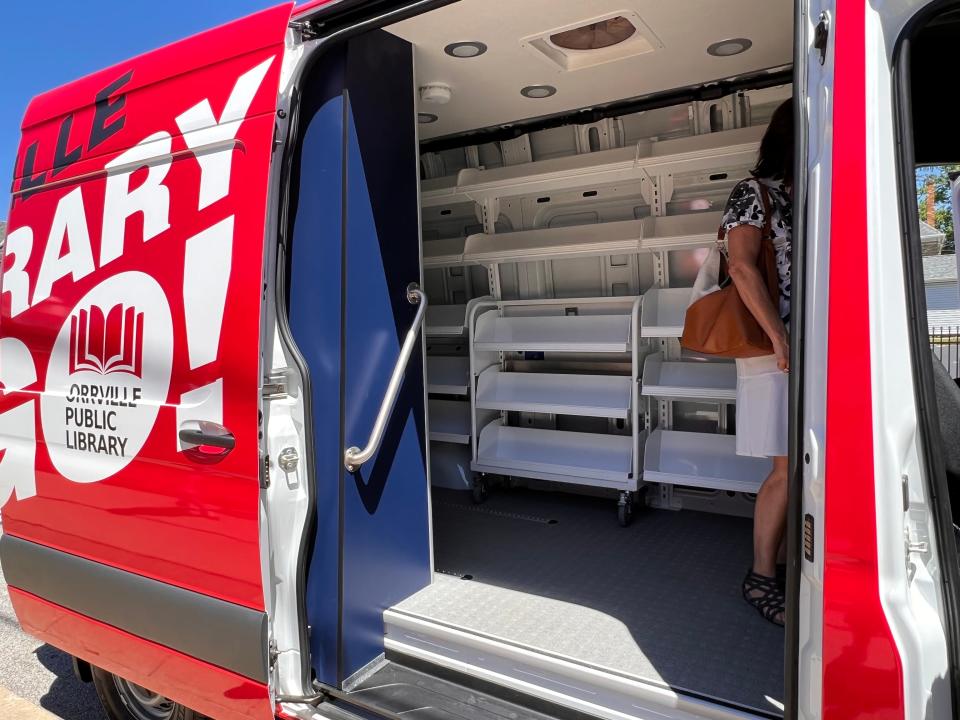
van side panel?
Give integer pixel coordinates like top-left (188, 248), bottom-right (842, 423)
top-left (9, 588), bottom-right (272, 720)
top-left (0, 4), bottom-right (291, 701)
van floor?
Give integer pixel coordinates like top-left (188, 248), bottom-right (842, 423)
top-left (392, 487), bottom-right (784, 717)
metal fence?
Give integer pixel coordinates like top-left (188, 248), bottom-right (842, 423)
top-left (931, 325), bottom-right (960, 376)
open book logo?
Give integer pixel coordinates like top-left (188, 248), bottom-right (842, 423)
top-left (69, 304), bottom-right (145, 378)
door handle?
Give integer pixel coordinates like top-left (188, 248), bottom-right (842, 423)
top-left (179, 420), bottom-right (235, 463)
top-left (344, 283), bottom-right (427, 472)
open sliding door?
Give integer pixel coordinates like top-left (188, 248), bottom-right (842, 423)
top-left (286, 28), bottom-right (430, 689)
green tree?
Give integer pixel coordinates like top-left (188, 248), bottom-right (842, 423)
top-left (917, 164), bottom-right (960, 253)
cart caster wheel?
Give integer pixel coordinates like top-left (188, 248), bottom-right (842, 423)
top-left (617, 492), bottom-right (634, 527)
top-left (472, 479), bottom-right (488, 505)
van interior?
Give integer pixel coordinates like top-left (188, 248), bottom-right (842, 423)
top-left (285, 2), bottom-right (795, 719)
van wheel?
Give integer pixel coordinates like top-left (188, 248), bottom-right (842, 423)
top-left (91, 666), bottom-right (199, 720)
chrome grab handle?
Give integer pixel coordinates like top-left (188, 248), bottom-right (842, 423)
top-left (344, 284), bottom-right (428, 472)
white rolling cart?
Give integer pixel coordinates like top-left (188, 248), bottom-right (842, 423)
top-left (466, 296), bottom-right (647, 525)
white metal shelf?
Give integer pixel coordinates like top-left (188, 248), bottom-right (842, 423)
top-left (475, 367), bottom-right (632, 418)
top-left (474, 421), bottom-right (633, 485)
top-left (641, 354), bottom-right (736, 401)
top-left (640, 287), bottom-right (691, 337)
top-left (427, 356), bottom-right (471, 396)
top-left (429, 399), bottom-right (472, 445)
top-left (643, 429), bottom-right (770, 493)
top-left (464, 219), bottom-right (643, 264)
top-left (426, 304), bottom-right (467, 336)
top-left (421, 125), bottom-right (763, 208)
top-left (639, 212), bottom-right (720, 251)
top-left (423, 213), bottom-right (720, 271)
top-left (473, 312), bottom-right (632, 353)
top-left (423, 237), bottom-right (468, 268)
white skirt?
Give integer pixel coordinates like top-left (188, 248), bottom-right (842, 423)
top-left (735, 354), bottom-right (788, 458)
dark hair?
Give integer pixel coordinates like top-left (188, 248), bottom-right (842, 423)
top-left (751, 98), bottom-right (794, 184)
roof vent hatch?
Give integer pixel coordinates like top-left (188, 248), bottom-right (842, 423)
top-left (521, 11), bottom-right (663, 72)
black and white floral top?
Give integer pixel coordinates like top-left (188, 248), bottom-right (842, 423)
top-left (720, 177), bottom-right (792, 321)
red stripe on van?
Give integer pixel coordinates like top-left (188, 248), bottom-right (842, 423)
top-left (822, 1), bottom-right (904, 719)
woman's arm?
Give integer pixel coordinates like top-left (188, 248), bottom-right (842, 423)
top-left (726, 224), bottom-right (789, 371)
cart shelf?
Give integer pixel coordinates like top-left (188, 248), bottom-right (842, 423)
top-left (474, 421), bottom-right (633, 484)
top-left (475, 367), bottom-right (632, 418)
top-left (473, 312), bottom-right (632, 353)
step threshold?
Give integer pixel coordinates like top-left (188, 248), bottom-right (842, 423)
top-left (384, 608), bottom-right (778, 720)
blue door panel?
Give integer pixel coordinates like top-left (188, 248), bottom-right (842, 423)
top-left (289, 31), bottom-right (428, 687)
top-left (341, 104), bottom-right (430, 676)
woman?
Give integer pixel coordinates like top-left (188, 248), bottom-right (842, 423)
top-left (721, 98), bottom-right (793, 626)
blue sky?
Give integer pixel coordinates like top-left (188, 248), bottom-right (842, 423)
top-left (1, 1), bottom-right (281, 217)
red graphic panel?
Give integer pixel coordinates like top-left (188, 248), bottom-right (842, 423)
top-left (0, 4), bottom-right (293, 618)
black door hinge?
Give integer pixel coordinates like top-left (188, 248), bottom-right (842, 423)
top-left (814, 12), bottom-right (830, 65)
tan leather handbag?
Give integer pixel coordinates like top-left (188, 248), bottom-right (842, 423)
top-left (680, 184), bottom-right (780, 358)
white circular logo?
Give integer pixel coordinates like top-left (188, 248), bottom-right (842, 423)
top-left (41, 272), bottom-right (173, 483)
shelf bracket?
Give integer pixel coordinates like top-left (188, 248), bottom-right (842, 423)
top-left (660, 174), bottom-right (675, 207)
top-left (480, 197), bottom-right (500, 234)
top-left (639, 168), bottom-right (657, 212)
top-left (487, 262), bottom-right (502, 299)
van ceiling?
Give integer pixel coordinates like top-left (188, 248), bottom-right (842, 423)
top-left (387, 0), bottom-right (793, 140)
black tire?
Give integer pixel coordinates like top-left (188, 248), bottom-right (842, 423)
top-left (617, 500), bottom-right (633, 527)
top-left (91, 665), bottom-right (200, 720)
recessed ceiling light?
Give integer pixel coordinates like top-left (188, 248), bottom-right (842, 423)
top-left (520, 84), bottom-right (557, 99)
top-left (418, 113), bottom-right (438, 124)
top-left (444, 41), bottom-right (488, 58)
top-left (706, 38), bottom-right (753, 57)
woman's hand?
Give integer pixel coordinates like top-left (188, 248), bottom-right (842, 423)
top-left (772, 334), bottom-right (790, 373)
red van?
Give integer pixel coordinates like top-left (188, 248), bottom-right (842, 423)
top-left (3, 1), bottom-right (960, 719)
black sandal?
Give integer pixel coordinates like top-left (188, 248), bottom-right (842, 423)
top-left (742, 569), bottom-right (785, 626)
